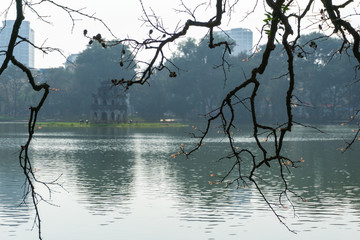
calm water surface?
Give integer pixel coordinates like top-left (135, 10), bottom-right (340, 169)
top-left (0, 122), bottom-right (360, 240)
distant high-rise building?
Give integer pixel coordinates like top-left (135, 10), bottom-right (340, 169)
top-left (0, 20), bottom-right (35, 68)
top-left (219, 28), bottom-right (253, 56)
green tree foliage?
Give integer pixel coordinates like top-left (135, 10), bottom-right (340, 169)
top-left (229, 32), bottom-right (360, 124)
top-left (0, 66), bottom-right (34, 117)
top-left (145, 33), bottom-right (359, 123)
top-left (40, 67), bottom-right (75, 119)
top-left (155, 37), bottom-right (239, 120)
top-left (1, 33), bottom-right (358, 124)
top-left (292, 33), bottom-right (360, 121)
top-left (127, 79), bottom-right (167, 121)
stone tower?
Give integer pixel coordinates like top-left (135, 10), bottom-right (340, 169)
top-left (91, 80), bottom-right (128, 123)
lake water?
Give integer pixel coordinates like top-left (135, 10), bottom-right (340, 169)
top-left (0, 122), bottom-right (360, 240)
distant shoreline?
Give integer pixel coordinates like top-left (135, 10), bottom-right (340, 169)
top-left (34, 121), bottom-right (189, 128)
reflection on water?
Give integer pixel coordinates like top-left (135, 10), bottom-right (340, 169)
top-left (0, 123), bottom-right (360, 239)
top-left (0, 123), bottom-right (31, 238)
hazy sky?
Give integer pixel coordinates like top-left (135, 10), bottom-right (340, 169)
top-left (1, 0), bottom-right (357, 69)
top-left (0, 0), bottom-right (271, 68)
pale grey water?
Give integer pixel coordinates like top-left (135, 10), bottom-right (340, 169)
top-left (0, 122), bottom-right (360, 240)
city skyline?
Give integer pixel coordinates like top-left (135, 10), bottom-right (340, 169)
top-left (0, 20), bottom-right (35, 68)
top-left (219, 28), bottom-right (253, 55)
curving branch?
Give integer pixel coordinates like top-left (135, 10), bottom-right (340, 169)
top-left (103, 0), bottom-right (231, 88)
top-left (0, 1), bottom-right (50, 239)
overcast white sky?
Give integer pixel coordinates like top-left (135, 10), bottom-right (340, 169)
top-left (1, 0), bottom-right (358, 68)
